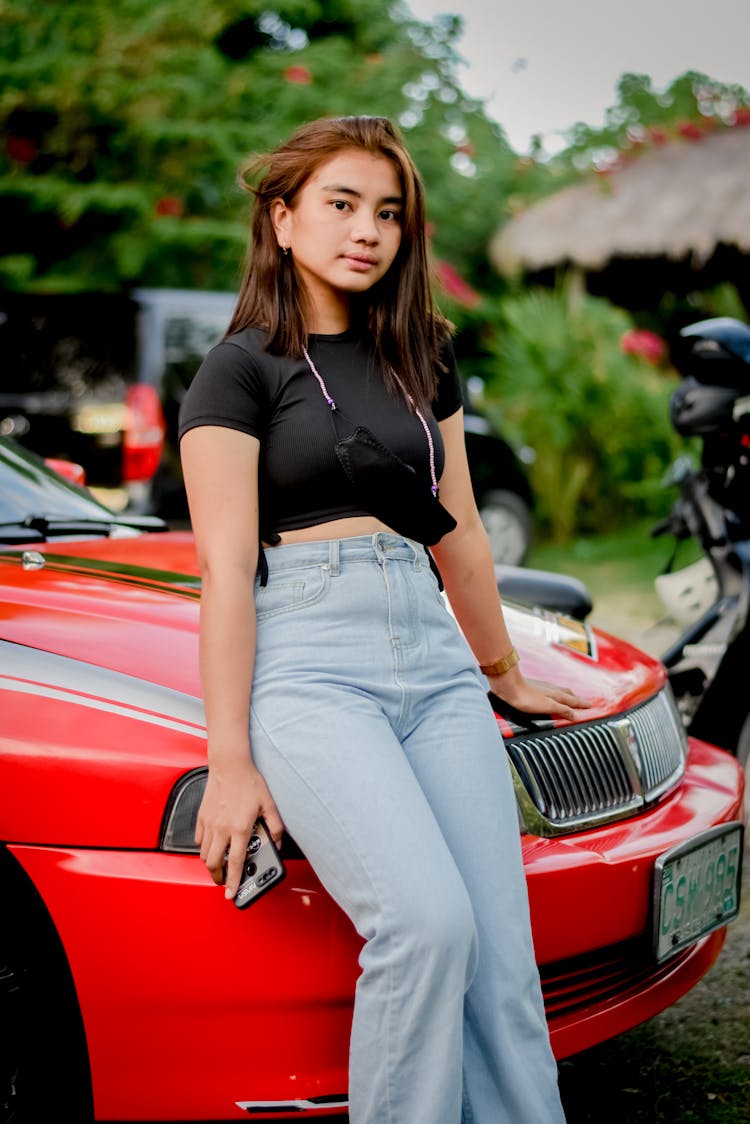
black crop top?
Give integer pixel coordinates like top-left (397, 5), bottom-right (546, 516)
top-left (178, 326), bottom-right (464, 541)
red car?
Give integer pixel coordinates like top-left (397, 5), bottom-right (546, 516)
top-left (0, 437), bottom-right (744, 1123)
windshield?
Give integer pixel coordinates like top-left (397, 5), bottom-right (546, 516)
top-left (0, 437), bottom-right (117, 525)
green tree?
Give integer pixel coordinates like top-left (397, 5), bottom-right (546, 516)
top-left (0, 0), bottom-right (516, 293)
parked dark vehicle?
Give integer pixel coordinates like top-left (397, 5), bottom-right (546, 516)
top-left (1, 290), bottom-right (534, 563)
top-left (462, 389), bottom-right (534, 565)
top-left (0, 292), bottom-right (165, 513)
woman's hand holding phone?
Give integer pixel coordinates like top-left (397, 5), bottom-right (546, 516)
top-left (195, 757), bottom-right (284, 900)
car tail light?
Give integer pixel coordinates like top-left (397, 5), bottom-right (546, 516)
top-left (122, 384), bottom-right (165, 483)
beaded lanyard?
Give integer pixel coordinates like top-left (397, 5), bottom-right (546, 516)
top-left (302, 346), bottom-right (440, 498)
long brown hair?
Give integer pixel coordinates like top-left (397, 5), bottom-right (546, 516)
top-left (227, 115), bottom-right (449, 408)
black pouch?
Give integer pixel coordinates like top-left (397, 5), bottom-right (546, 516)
top-left (334, 426), bottom-right (457, 546)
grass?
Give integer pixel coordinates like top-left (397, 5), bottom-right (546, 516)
top-left (528, 518), bottom-right (699, 602)
top-left (527, 519), bottom-right (704, 650)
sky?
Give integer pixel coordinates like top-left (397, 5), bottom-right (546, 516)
top-left (406, 0), bottom-right (750, 153)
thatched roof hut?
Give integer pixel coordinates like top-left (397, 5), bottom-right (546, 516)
top-left (490, 129), bottom-right (750, 306)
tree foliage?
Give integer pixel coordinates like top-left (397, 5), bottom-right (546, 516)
top-left (484, 285), bottom-right (682, 542)
top-left (0, 0), bottom-right (517, 293)
top-left (553, 70), bottom-right (750, 175)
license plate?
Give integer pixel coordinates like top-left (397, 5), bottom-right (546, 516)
top-left (653, 822), bottom-right (744, 962)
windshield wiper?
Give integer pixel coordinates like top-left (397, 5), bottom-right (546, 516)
top-left (0, 514), bottom-right (168, 543)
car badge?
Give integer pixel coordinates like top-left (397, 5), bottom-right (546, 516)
top-left (21, 550), bottom-right (46, 571)
top-left (611, 717), bottom-right (643, 788)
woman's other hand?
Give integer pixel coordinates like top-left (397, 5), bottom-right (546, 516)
top-left (196, 759), bottom-right (284, 899)
top-left (489, 674), bottom-right (591, 721)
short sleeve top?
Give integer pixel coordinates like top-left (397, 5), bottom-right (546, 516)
top-left (178, 326), bottom-right (463, 540)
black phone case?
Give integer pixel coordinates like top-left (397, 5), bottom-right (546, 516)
top-left (232, 818), bottom-right (286, 910)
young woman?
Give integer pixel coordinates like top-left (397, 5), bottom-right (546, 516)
top-left (179, 115), bottom-right (587, 1124)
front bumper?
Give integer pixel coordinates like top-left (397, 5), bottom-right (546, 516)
top-left (10, 738), bottom-right (744, 1121)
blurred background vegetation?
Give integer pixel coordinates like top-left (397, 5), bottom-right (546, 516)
top-left (2, 0), bottom-right (749, 542)
top-left (0, 0), bottom-right (522, 292)
top-left (483, 286), bottom-right (683, 542)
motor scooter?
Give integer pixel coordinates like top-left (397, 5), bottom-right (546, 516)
top-left (652, 317), bottom-right (750, 770)
top-left (495, 317), bottom-right (750, 790)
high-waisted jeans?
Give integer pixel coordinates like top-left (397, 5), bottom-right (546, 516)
top-left (249, 533), bottom-right (565, 1124)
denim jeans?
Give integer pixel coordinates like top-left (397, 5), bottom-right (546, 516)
top-left (249, 533), bottom-right (565, 1124)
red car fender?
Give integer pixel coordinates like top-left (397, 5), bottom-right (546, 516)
top-left (6, 741), bottom-right (743, 1119)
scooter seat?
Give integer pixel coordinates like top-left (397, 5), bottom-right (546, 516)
top-left (495, 565), bottom-right (593, 621)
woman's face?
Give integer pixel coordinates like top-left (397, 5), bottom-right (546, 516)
top-left (272, 149), bottom-right (404, 327)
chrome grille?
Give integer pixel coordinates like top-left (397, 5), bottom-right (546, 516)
top-left (629, 695), bottom-right (683, 792)
top-left (507, 689), bottom-right (687, 836)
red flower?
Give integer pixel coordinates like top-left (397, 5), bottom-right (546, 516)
top-left (284, 65), bottom-right (312, 85)
top-left (433, 260), bottom-right (480, 308)
top-left (676, 120), bottom-right (703, 141)
top-left (646, 127), bottom-right (669, 146)
top-left (5, 134), bottom-right (37, 163)
top-left (620, 329), bottom-right (667, 365)
top-left (732, 106), bottom-right (750, 126)
top-left (154, 196), bottom-right (184, 218)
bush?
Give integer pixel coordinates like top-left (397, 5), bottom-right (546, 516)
top-left (484, 285), bottom-right (683, 542)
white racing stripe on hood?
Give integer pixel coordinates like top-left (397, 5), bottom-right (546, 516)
top-left (0, 639), bottom-right (206, 738)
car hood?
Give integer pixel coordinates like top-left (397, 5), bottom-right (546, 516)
top-left (0, 532), bottom-right (202, 698)
top-left (0, 531), bottom-right (664, 724)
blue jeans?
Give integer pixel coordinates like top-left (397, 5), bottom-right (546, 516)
top-left (249, 533), bottom-right (565, 1124)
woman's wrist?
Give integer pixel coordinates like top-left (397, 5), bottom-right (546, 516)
top-left (478, 647), bottom-right (519, 678)
top-left (207, 740), bottom-right (255, 771)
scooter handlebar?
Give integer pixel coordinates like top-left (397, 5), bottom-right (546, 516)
top-left (651, 505), bottom-right (692, 540)
top-left (650, 517), bottom-right (672, 538)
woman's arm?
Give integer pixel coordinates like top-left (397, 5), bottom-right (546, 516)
top-left (181, 425), bottom-right (283, 899)
top-left (432, 411), bottom-right (589, 719)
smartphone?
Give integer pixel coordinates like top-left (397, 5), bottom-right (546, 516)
top-left (229, 818), bottom-right (286, 910)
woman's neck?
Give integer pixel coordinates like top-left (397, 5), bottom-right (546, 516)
top-left (307, 312), bottom-right (350, 334)
top-left (304, 290), bottom-right (351, 335)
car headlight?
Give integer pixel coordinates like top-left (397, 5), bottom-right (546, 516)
top-left (160, 767), bottom-right (207, 852)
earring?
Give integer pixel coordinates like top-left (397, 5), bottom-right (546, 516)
top-left (281, 244), bottom-right (290, 256)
